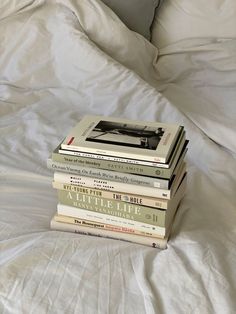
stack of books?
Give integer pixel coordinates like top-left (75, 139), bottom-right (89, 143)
top-left (48, 115), bottom-right (188, 249)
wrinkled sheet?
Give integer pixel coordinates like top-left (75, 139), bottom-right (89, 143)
top-left (0, 1), bottom-right (236, 313)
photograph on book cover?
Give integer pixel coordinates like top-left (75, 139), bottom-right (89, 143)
top-left (86, 120), bottom-right (165, 150)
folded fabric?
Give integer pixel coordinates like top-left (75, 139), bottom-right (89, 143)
top-left (152, 0), bottom-right (236, 48)
top-left (101, 0), bottom-right (160, 39)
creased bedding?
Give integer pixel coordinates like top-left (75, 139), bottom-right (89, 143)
top-left (0, 1), bottom-right (236, 313)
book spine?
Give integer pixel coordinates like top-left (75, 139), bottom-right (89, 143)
top-left (59, 149), bottom-right (169, 168)
top-left (52, 181), bottom-right (168, 209)
top-left (54, 172), bottom-right (171, 199)
top-left (54, 214), bottom-right (160, 238)
top-left (47, 159), bottom-right (169, 189)
top-left (52, 151), bottom-right (172, 178)
top-left (57, 189), bottom-right (166, 227)
top-left (51, 217), bottom-right (167, 249)
top-left (57, 204), bottom-right (166, 237)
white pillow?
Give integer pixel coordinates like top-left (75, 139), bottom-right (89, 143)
top-left (151, 0), bottom-right (236, 48)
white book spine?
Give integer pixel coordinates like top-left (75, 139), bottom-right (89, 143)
top-left (52, 181), bottom-right (169, 209)
top-left (47, 158), bottom-right (169, 189)
top-left (54, 172), bottom-right (171, 199)
top-left (57, 204), bottom-right (166, 237)
top-left (51, 217), bottom-right (167, 249)
top-left (61, 146), bottom-right (168, 164)
top-left (58, 149), bottom-right (169, 168)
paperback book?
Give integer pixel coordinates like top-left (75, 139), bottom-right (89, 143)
top-left (50, 217), bottom-right (168, 249)
top-left (52, 181), bottom-right (172, 209)
top-left (53, 161), bottom-right (186, 199)
top-left (47, 158), bottom-right (171, 189)
top-left (52, 140), bottom-right (188, 179)
top-left (56, 173), bottom-right (187, 238)
top-left (57, 204), bottom-right (167, 236)
top-left (59, 128), bottom-right (185, 168)
top-left (53, 214), bottom-right (160, 238)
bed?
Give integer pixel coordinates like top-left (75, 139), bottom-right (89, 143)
top-left (1, 0), bottom-right (236, 313)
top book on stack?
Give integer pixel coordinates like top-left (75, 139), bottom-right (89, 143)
top-left (60, 115), bottom-right (184, 167)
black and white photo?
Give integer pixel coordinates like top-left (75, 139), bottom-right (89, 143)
top-left (86, 120), bottom-right (165, 150)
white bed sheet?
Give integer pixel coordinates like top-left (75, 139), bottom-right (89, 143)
top-left (0, 1), bottom-right (236, 313)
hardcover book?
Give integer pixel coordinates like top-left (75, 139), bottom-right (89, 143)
top-left (60, 115), bottom-right (183, 164)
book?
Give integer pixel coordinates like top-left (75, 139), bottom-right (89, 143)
top-left (57, 204), bottom-right (166, 236)
top-left (47, 158), bottom-right (171, 189)
top-left (52, 182), bottom-right (172, 209)
top-left (57, 189), bottom-right (166, 227)
top-left (54, 214), bottom-right (160, 238)
top-left (52, 140), bottom-right (188, 179)
top-left (59, 128), bottom-right (185, 168)
top-left (61, 115), bottom-right (183, 164)
top-left (50, 216), bottom-right (168, 249)
top-left (59, 124), bottom-right (185, 169)
top-left (58, 149), bottom-right (169, 168)
top-left (56, 173), bottom-right (187, 237)
top-left (53, 161), bottom-right (186, 199)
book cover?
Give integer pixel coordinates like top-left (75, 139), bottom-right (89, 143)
top-left (61, 115), bottom-right (182, 164)
top-left (50, 216), bottom-right (168, 249)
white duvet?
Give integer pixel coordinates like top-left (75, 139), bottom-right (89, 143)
top-left (0, 1), bottom-right (236, 313)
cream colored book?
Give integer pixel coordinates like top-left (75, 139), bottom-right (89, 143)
top-left (54, 214), bottom-right (161, 238)
top-left (56, 174), bottom-right (187, 238)
top-left (61, 115), bottom-right (183, 164)
top-left (52, 181), bottom-right (172, 209)
top-left (57, 204), bottom-right (166, 237)
top-left (47, 158), bottom-right (171, 189)
top-left (52, 139), bottom-right (188, 179)
top-left (55, 163), bottom-right (186, 228)
top-left (50, 216), bottom-right (168, 249)
top-left (53, 161), bottom-right (186, 199)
